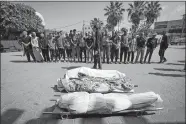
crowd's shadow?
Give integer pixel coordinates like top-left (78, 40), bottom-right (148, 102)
top-left (10, 60), bottom-right (28, 63)
top-left (1, 108), bottom-right (25, 124)
top-left (24, 105), bottom-right (154, 124)
top-left (61, 66), bottom-right (81, 70)
top-left (166, 63), bottom-right (184, 66)
top-left (154, 68), bottom-right (184, 72)
top-left (178, 60), bottom-right (185, 63)
top-left (149, 72), bottom-right (185, 77)
top-left (11, 55), bottom-right (23, 56)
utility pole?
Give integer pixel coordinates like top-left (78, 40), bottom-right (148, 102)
top-left (83, 20), bottom-right (85, 37)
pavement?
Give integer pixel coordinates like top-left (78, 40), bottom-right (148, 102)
top-left (1, 45), bottom-right (185, 124)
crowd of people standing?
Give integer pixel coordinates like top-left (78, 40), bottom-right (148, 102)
top-left (19, 28), bottom-right (169, 69)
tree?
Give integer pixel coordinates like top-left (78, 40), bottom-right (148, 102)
top-left (104, 1), bottom-right (125, 31)
top-left (144, 1), bottom-right (162, 29)
top-left (0, 1), bottom-right (44, 39)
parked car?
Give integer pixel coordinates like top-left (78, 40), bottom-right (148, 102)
top-left (170, 37), bottom-right (186, 45)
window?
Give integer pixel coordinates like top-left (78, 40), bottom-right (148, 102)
top-left (155, 25), bottom-right (167, 29)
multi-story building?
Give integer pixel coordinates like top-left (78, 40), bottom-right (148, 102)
top-left (154, 14), bottom-right (185, 38)
top-left (82, 25), bottom-right (92, 36)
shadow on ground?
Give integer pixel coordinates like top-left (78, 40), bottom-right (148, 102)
top-left (149, 72), bottom-right (185, 77)
top-left (61, 66), bottom-right (81, 70)
top-left (10, 60), bottom-right (29, 63)
top-left (178, 60), bottom-right (185, 63)
top-left (11, 55), bottom-right (23, 56)
top-left (154, 68), bottom-right (184, 72)
top-left (25, 105), bottom-right (60, 124)
top-left (166, 63), bottom-right (185, 66)
top-left (1, 108), bottom-right (25, 124)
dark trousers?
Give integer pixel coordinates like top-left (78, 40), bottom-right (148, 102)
top-left (66, 49), bottom-right (71, 59)
top-left (41, 48), bottom-right (50, 62)
top-left (144, 48), bottom-right (154, 63)
top-left (93, 54), bottom-right (101, 69)
top-left (120, 47), bottom-right (129, 63)
top-left (135, 47), bottom-right (145, 63)
top-left (111, 47), bottom-right (119, 62)
top-left (102, 45), bottom-right (110, 63)
top-left (80, 47), bottom-right (86, 62)
top-left (128, 51), bottom-right (135, 63)
top-left (25, 48), bottom-right (36, 62)
top-left (159, 48), bottom-right (167, 62)
top-left (58, 48), bottom-right (65, 61)
top-left (50, 49), bottom-right (55, 61)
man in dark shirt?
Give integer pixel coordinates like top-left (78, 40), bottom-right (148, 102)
top-left (120, 29), bottom-right (129, 64)
top-left (159, 31), bottom-right (169, 63)
top-left (110, 31), bottom-right (120, 64)
top-left (21, 31), bottom-right (36, 62)
top-left (39, 33), bottom-right (50, 62)
top-left (86, 33), bottom-right (94, 63)
top-left (93, 29), bottom-right (102, 69)
top-left (135, 32), bottom-right (146, 64)
top-left (144, 33), bottom-right (157, 64)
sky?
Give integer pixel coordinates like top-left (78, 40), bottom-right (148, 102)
top-left (15, 1), bottom-right (185, 31)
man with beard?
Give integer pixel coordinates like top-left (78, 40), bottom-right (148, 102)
top-left (20, 31), bottom-right (36, 62)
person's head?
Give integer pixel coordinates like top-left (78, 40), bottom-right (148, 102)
top-left (65, 33), bottom-right (69, 37)
top-left (73, 29), bottom-right (76, 34)
top-left (40, 33), bottom-right (44, 38)
top-left (152, 33), bottom-right (157, 38)
top-left (32, 32), bottom-right (36, 37)
top-left (139, 32), bottom-right (144, 37)
top-left (70, 30), bottom-right (72, 33)
top-left (22, 31), bottom-right (27, 37)
top-left (162, 31), bottom-right (166, 35)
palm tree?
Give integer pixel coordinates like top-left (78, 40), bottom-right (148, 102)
top-left (127, 1), bottom-right (147, 33)
top-left (90, 18), bottom-right (104, 69)
top-left (104, 1), bottom-right (125, 31)
top-left (144, 1), bottom-right (162, 29)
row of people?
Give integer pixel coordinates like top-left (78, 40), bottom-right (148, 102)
top-left (19, 29), bottom-right (168, 64)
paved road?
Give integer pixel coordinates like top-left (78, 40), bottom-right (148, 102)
top-left (1, 45), bottom-right (185, 124)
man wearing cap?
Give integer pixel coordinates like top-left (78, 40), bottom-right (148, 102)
top-left (86, 33), bottom-right (94, 63)
top-left (20, 31), bottom-right (36, 62)
top-left (144, 33), bottom-right (157, 64)
top-left (135, 32), bottom-right (146, 64)
top-left (159, 31), bottom-right (168, 63)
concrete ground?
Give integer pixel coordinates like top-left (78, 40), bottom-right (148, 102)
top-left (1, 45), bottom-right (185, 124)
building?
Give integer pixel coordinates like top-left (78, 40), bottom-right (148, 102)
top-left (82, 24), bottom-right (92, 36)
top-left (154, 14), bottom-right (186, 38)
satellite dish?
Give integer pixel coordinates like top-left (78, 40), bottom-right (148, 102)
top-left (35, 12), bottom-right (45, 26)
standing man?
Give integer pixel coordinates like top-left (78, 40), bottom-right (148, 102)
top-left (20, 31), bottom-right (36, 62)
top-left (144, 33), bottom-right (158, 64)
top-left (102, 31), bottom-right (111, 64)
top-left (48, 33), bottom-right (55, 62)
top-left (56, 32), bottom-right (66, 62)
top-left (110, 31), bottom-right (120, 64)
top-left (79, 32), bottom-right (86, 63)
top-left (69, 30), bottom-right (73, 58)
top-left (93, 29), bottom-right (102, 69)
top-left (159, 31), bottom-right (169, 63)
top-left (135, 32), bottom-right (146, 64)
top-left (86, 33), bottom-right (94, 63)
top-left (39, 33), bottom-right (50, 62)
top-left (71, 29), bottom-right (78, 62)
top-left (64, 33), bottom-right (71, 62)
top-left (120, 29), bottom-right (129, 64)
